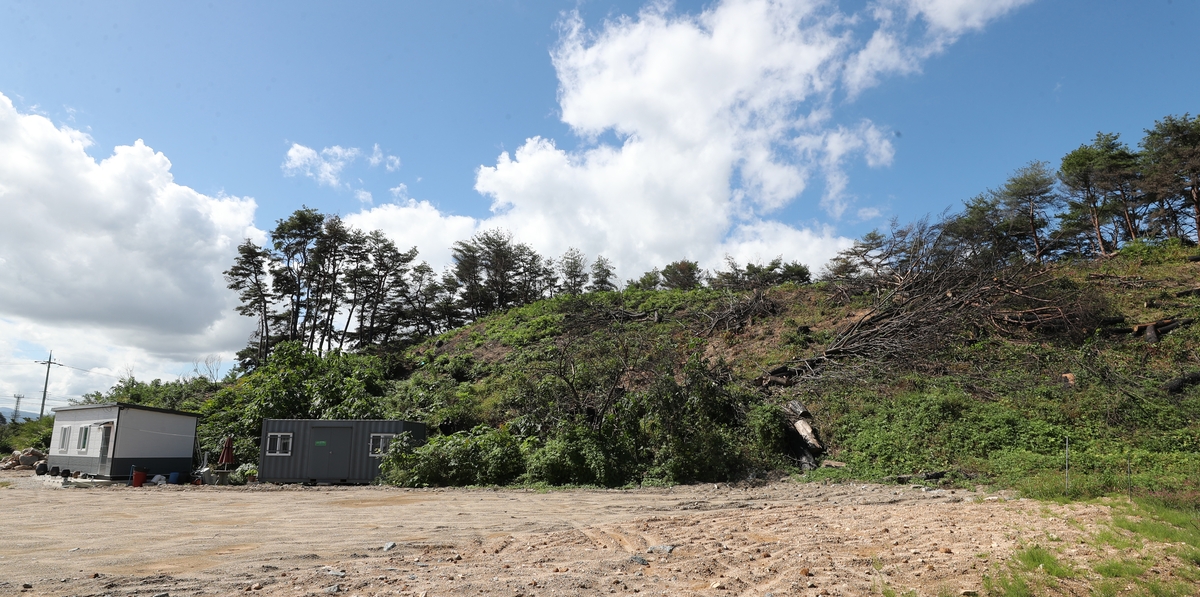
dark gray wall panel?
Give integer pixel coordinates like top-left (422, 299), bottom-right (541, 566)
top-left (258, 419), bottom-right (426, 484)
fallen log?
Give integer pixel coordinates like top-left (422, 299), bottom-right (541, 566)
top-left (1175, 288), bottom-right (1200, 298)
top-left (1133, 317), bottom-right (1194, 338)
top-left (1163, 371), bottom-right (1200, 394)
top-left (1155, 318), bottom-right (1195, 335)
top-left (792, 419), bottom-right (823, 451)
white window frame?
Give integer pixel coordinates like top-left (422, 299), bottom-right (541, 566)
top-left (369, 433), bottom-right (396, 457)
top-left (76, 426), bottom-right (90, 452)
top-left (266, 432), bottom-right (292, 456)
top-left (58, 426), bottom-right (72, 453)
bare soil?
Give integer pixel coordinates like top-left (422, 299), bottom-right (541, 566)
top-left (0, 470), bottom-right (1116, 596)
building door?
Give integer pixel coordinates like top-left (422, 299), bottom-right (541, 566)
top-left (97, 424), bottom-right (112, 474)
top-left (306, 426), bottom-right (352, 481)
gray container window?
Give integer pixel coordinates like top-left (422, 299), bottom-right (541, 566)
top-left (369, 433), bottom-right (395, 457)
top-left (266, 432), bottom-right (293, 456)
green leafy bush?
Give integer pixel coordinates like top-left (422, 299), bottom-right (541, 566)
top-left (381, 425), bottom-right (524, 487)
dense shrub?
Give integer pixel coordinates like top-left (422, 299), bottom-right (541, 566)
top-left (0, 416), bottom-right (54, 453)
top-left (199, 341), bottom-right (387, 463)
top-left (381, 425), bottom-right (525, 487)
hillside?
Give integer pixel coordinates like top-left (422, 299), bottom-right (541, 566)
top-left (361, 241), bottom-right (1200, 500)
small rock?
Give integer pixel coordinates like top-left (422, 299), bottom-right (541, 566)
top-left (821, 460), bottom-right (846, 468)
top-left (711, 581), bottom-right (726, 589)
top-left (251, 582), bottom-right (262, 590)
top-left (629, 555), bottom-right (649, 566)
top-left (383, 542), bottom-right (397, 552)
top-left (22, 584), bottom-right (33, 590)
top-left (940, 547), bottom-right (953, 554)
top-left (326, 570), bottom-right (346, 577)
top-left (648, 545), bottom-right (675, 554)
top-left (323, 585), bottom-right (340, 594)
top-left (453, 553), bottom-right (462, 561)
top-left (68, 547), bottom-right (79, 552)
top-left (151, 593), bottom-right (169, 597)
top-left (807, 581), bottom-right (817, 588)
top-left (799, 567), bottom-right (812, 576)
top-left (961, 591), bottom-right (979, 597)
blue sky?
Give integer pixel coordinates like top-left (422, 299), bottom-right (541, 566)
top-left (2, 1), bottom-right (1193, 234)
top-left (0, 0), bottom-right (1197, 405)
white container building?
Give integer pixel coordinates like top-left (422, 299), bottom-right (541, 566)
top-left (46, 402), bottom-right (199, 480)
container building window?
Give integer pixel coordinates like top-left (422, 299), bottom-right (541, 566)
top-left (77, 426), bottom-right (90, 452)
top-left (369, 433), bottom-right (396, 457)
top-left (58, 426), bottom-right (72, 452)
top-left (266, 433), bottom-right (292, 456)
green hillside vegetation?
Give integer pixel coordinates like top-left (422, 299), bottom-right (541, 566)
top-left (53, 113), bottom-right (1200, 508)
top-left (381, 242), bottom-right (1199, 498)
top-left (138, 237), bottom-right (1200, 501)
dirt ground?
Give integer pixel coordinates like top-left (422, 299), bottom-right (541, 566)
top-left (0, 470), bottom-right (1123, 597)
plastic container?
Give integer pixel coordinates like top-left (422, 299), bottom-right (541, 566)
top-left (168, 472), bottom-right (181, 484)
top-left (131, 465), bottom-right (148, 487)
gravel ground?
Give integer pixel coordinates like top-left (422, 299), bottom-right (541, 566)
top-left (0, 470), bottom-right (1119, 597)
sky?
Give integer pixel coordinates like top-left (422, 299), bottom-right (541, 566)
top-left (0, 0), bottom-right (1196, 412)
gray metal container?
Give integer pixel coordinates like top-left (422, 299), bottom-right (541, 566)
top-left (257, 419), bottom-right (426, 484)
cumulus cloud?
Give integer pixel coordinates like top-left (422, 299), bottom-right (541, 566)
top-left (356, 0), bottom-right (1027, 277)
top-left (845, 0), bottom-right (1033, 94)
top-left (904, 0), bottom-right (1034, 34)
top-left (282, 143), bottom-right (361, 186)
top-left (0, 92), bottom-right (259, 406)
top-left (344, 199), bottom-right (478, 269)
top-left (367, 143), bottom-right (402, 172)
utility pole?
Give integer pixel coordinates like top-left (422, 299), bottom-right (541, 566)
top-left (34, 351), bottom-right (64, 419)
top-left (11, 394), bottom-right (21, 422)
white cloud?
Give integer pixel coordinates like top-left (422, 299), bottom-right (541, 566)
top-left (845, 0), bottom-right (1033, 94)
top-left (389, 183), bottom-right (409, 200)
top-left (344, 199), bottom-right (479, 269)
top-left (355, 1), bottom-right (859, 276)
top-left (367, 143), bottom-right (401, 172)
top-left (904, 0), bottom-right (1033, 34)
top-left (281, 143), bottom-right (361, 186)
top-left (0, 92), bottom-right (260, 406)
top-left (350, 0), bottom-right (1028, 279)
top-left (355, 189), bottom-right (373, 204)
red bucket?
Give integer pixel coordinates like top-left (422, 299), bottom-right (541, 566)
top-left (132, 470), bottom-right (147, 487)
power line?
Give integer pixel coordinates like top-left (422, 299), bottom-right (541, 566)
top-left (1, 357), bottom-right (124, 379)
top-left (57, 364), bottom-right (122, 379)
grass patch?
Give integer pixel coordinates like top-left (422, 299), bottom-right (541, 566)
top-left (1092, 579), bottom-right (1120, 597)
top-left (1094, 528), bottom-right (1141, 550)
top-left (0, 481), bottom-right (11, 489)
top-left (1138, 580), bottom-right (1194, 597)
top-left (1013, 545), bottom-right (1074, 578)
top-left (983, 571), bottom-right (1033, 597)
top-left (1113, 515), bottom-right (1200, 548)
top-left (1093, 558), bottom-right (1146, 578)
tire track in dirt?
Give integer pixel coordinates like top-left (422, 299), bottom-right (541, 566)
top-left (2, 473), bottom-right (1112, 597)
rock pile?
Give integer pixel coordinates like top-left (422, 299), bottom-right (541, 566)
top-left (1, 448), bottom-right (46, 471)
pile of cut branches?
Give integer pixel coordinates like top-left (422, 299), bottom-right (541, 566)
top-left (769, 217), bottom-right (1106, 383)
